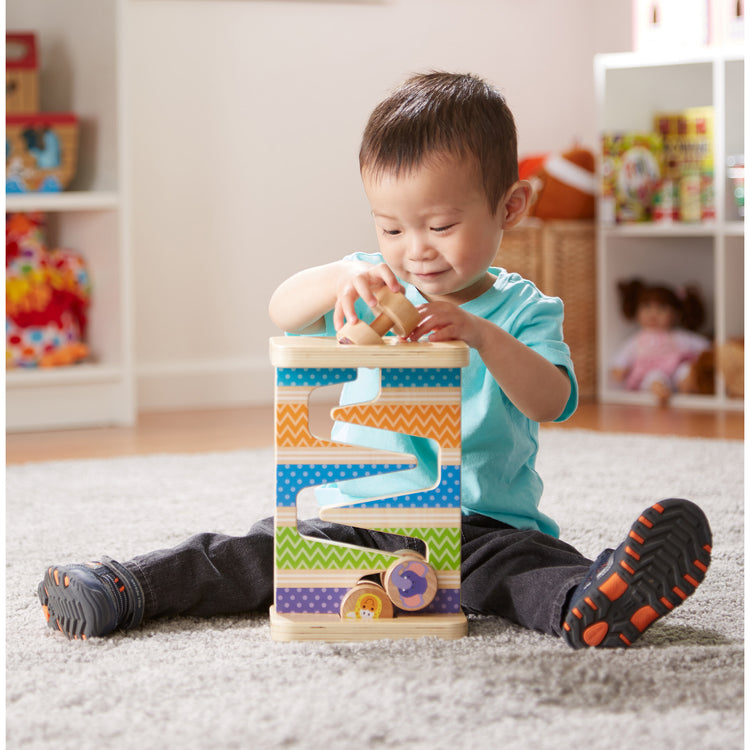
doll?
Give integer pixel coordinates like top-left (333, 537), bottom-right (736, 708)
top-left (611, 278), bottom-right (710, 405)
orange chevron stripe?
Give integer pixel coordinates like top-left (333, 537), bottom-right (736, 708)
top-left (275, 402), bottom-right (330, 448)
top-left (330, 403), bottom-right (460, 447)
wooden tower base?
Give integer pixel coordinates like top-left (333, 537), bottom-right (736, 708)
top-left (269, 607), bottom-right (468, 642)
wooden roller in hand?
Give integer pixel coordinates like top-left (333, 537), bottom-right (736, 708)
top-left (336, 288), bottom-right (421, 345)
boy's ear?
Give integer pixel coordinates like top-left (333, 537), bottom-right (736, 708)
top-left (499, 180), bottom-right (533, 229)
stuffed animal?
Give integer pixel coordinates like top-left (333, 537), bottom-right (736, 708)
top-left (6, 212), bottom-right (90, 368)
top-left (520, 146), bottom-right (596, 220)
top-left (681, 338), bottom-right (744, 399)
top-left (717, 338), bottom-right (744, 399)
top-left (611, 278), bottom-right (711, 405)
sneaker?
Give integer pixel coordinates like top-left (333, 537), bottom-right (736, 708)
top-left (38, 556), bottom-right (145, 640)
top-left (562, 498), bottom-right (712, 649)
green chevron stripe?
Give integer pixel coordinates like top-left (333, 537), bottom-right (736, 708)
top-left (276, 527), bottom-right (395, 570)
top-left (372, 527), bottom-right (461, 570)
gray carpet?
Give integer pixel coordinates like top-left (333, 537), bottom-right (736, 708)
top-left (6, 429), bottom-right (744, 749)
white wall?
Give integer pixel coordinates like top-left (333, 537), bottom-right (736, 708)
top-left (127, 0), bottom-right (632, 410)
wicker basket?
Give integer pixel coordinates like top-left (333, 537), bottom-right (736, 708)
top-left (496, 219), bottom-right (597, 400)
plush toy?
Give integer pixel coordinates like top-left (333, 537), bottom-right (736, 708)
top-left (611, 278), bottom-right (711, 405)
top-left (520, 146), bottom-right (596, 220)
top-left (6, 212), bottom-right (90, 368)
top-left (681, 337), bottom-right (744, 399)
top-left (717, 338), bottom-right (744, 399)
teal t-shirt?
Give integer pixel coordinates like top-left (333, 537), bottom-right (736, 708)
top-left (312, 252), bottom-right (578, 538)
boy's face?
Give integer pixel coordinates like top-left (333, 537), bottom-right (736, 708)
top-left (362, 153), bottom-right (508, 304)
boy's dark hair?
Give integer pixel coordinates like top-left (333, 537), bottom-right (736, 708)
top-left (617, 278), bottom-right (705, 331)
top-left (359, 71), bottom-right (518, 214)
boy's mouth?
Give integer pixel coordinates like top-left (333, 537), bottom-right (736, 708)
top-left (413, 269), bottom-right (449, 282)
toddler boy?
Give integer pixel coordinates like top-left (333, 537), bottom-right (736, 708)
top-left (40, 72), bottom-right (711, 647)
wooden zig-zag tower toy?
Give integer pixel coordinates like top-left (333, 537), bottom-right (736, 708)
top-left (269, 290), bottom-right (469, 641)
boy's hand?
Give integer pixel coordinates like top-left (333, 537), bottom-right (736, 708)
top-left (334, 262), bottom-right (404, 331)
top-left (407, 301), bottom-right (485, 349)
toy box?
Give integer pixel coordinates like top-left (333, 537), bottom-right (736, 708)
top-left (6, 113), bottom-right (79, 192)
top-left (601, 132), bottom-right (663, 223)
top-left (654, 107), bottom-right (715, 222)
top-left (6, 33), bottom-right (39, 114)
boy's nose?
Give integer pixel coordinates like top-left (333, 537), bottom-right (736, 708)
top-left (407, 233), bottom-right (436, 261)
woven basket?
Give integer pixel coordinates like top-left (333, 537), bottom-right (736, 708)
top-left (496, 219), bottom-right (597, 400)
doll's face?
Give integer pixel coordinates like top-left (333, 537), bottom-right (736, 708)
top-left (637, 299), bottom-right (676, 331)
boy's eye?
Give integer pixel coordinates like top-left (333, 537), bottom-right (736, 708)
top-left (431, 224), bottom-right (456, 233)
top-left (381, 228), bottom-right (401, 236)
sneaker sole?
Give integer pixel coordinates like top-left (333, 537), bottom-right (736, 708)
top-left (39, 565), bottom-right (119, 640)
top-left (563, 498), bottom-right (712, 648)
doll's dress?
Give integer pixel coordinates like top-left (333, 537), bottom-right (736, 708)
top-left (613, 328), bottom-right (710, 391)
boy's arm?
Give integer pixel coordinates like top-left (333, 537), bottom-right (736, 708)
top-left (268, 259), bottom-right (403, 334)
top-left (409, 302), bottom-right (571, 422)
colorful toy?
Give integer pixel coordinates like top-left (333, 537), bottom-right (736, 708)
top-left (336, 287), bottom-right (421, 345)
top-left (269, 336), bottom-right (469, 641)
top-left (6, 212), bottom-right (90, 368)
top-left (601, 132), bottom-right (663, 223)
top-left (654, 107), bottom-right (715, 222)
top-left (611, 278), bottom-right (710, 405)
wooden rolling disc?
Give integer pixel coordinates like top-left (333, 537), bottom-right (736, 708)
top-left (336, 287), bottom-right (421, 345)
top-left (339, 551), bottom-right (438, 621)
top-left (340, 578), bottom-right (394, 620)
top-left (381, 552), bottom-right (438, 612)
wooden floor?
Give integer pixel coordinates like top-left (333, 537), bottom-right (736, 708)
top-left (5, 401), bottom-right (743, 464)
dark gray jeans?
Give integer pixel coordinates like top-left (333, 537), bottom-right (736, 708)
top-left (125, 514), bottom-right (592, 637)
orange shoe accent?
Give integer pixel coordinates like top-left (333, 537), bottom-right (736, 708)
top-left (638, 515), bottom-right (653, 528)
top-left (620, 560), bottom-right (635, 575)
top-left (652, 503), bottom-right (664, 513)
top-left (694, 560), bottom-right (708, 573)
top-left (563, 622), bottom-right (571, 632)
top-left (56, 619), bottom-right (63, 632)
top-left (53, 569), bottom-right (60, 586)
top-left (584, 596), bottom-right (597, 611)
top-left (572, 607), bottom-right (583, 620)
top-left (625, 545), bottom-right (640, 560)
top-left (703, 544), bottom-right (712, 553)
top-left (629, 530), bottom-right (644, 544)
top-left (119, 586), bottom-right (125, 592)
top-left (42, 605), bottom-right (50, 622)
top-left (583, 621), bottom-right (609, 646)
top-left (684, 574), bottom-right (699, 587)
top-left (64, 575), bottom-right (70, 587)
top-left (619, 634), bottom-right (632, 646)
top-left (660, 596), bottom-right (674, 610)
top-left (673, 586), bottom-right (688, 600)
top-left (630, 605), bottom-right (659, 632)
top-left (599, 572), bottom-right (628, 601)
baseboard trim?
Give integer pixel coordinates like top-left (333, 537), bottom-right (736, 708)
top-left (136, 357), bottom-right (274, 411)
